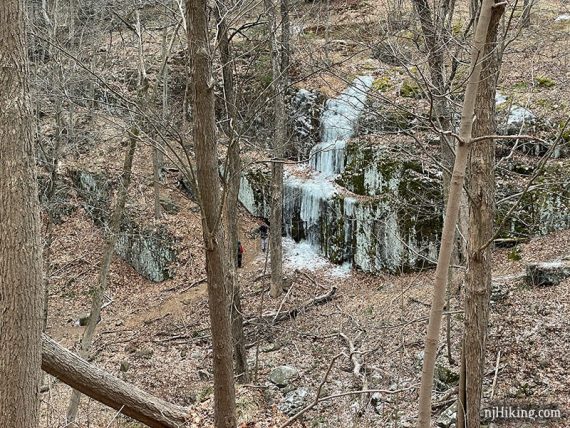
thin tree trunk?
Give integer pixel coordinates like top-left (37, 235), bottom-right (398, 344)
top-left (42, 97), bottom-right (64, 331)
top-left (0, 1), bottom-right (43, 425)
top-left (67, 134), bottom-right (137, 423)
top-left (43, 335), bottom-right (188, 428)
top-left (417, 1), bottom-right (496, 425)
top-left (280, 0), bottom-right (290, 76)
top-left (215, 0), bottom-right (249, 384)
top-left (521, 0), bottom-right (533, 28)
top-left (412, 0), bottom-right (464, 364)
top-left (457, 3), bottom-right (504, 426)
top-left (154, 27), bottom-right (169, 220)
top-left (187, 0), bottom-right (237, 426)
top-left (264, 0), bottom-right (285, 298)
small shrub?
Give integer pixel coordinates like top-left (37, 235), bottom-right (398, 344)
top-left (535, 76), bottom-right (555, 88)
top-left (507, 247), bottom-right (522, 261)
top-left (373, 76), bottom-right (391, 92)
top-left (400, 78), bottom-right (422, 98)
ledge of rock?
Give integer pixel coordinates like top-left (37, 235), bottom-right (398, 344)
top-left (526, 259), bottom-right (570, 286)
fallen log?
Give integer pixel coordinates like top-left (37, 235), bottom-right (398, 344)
top-left (42, 334), bottom-right (189, 428)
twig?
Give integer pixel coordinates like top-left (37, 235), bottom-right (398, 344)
top-left (273, 282), bottom-right (295, 324)
top-left (490, 350), bottom-right (501, 399)
top-left (105, 405), bottom-right (126, 427)
top-left (316, 353), bottom-right (343, 401)
top-left (295, 269), bottom-right (327, 290)
top-left (339, 332), bottom-right (363, 377)
top-left (162, 277), bottom-right (206, 293)
top-left (246, 287), bottom-right (337, 325)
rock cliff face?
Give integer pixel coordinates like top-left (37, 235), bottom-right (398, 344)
top-left (71, 170), bottom-right (177, 282)
top-left (239, 79), bottom-right (570, 274)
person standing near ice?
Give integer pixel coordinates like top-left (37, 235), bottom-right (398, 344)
top-left (256, 219), bottom-right (269, 252)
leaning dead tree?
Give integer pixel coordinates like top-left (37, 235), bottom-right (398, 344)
top-left (67, 132), bottom-right (137, 423)
top-left (43, 335), bottom-right (188, 427)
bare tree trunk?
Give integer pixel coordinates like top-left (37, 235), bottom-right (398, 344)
top-left (457, 3), bottom-right (504, 426)
top-left (417, 1), bottom-right (496, 425)
top-left (522, 0), bottom-right (533, 28)
top-left (215, 0), bottom-right (249, 384)
top-left (280, 0), bottom-right (290, 76)
top-left (412, 0), bottom-right (463, 364)
top-left (264, 0), bottom-right (285, 298)
top-left (0, 1), bottom-right (43, 426)
top-left (43, 335), bottom-right (188, 428)
top-left (67, 134), bottom-right (137, 422)
top-left (187, 0), bottom-right (237, 426)
top-left (154, 27), bottom-right (169, 220)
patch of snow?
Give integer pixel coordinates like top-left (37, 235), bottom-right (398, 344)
top-left (283, 237), bottom-right (331, 271)
top-left (555, 14), bottom-right (570, 22)
top-left (282, 238), bottom-right (354, 278)
top-left (495, 92), bottom-right (507, 106)
top-left (329, 263), bottom-right (352, 278)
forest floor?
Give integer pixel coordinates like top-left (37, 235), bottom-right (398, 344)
top-left (42, 200), bottom-right (570, 427)
top-left (37, 0), bottom-right (570, 427)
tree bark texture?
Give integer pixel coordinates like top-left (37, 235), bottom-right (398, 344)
top-left (215, 0), bottom-right (249, 384)
top-left (0, 1), bottom-right (44, 426)
top-left (457, 3), bottom-right (504, 426)
top-left (42, 335), bottom-right (188, 427)
top-left (187, 1), bottom-right (238, 426)
top-left (417, 0), bottom-right (496, 425)
top-left (264, 0), bottom-right (285, 298)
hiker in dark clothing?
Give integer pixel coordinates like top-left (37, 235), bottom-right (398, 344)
top-left (237, 241), bottom-right (244, 268)
top-left (257, 220), bottom-right (269, 252)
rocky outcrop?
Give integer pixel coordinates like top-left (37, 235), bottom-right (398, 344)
top-left (496, 160), bottom-right (570, 240)
top-left (526, 260), bottom-right (570, 286)
top-left (71, 170), bottom-right (177, 282)
top-left (115, 223), bottom-right (176, 282)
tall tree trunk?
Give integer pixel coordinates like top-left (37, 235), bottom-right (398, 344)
top-left (43, 335), bottom-right (188, 428)
top-left (417, 0), bottom-right (496, 425)
top-left (457, 3), bottom-right (504, 426)
top-left (187, 1), bottom-right (237, 426)
top-left (215, 0), bottom-right (249, 384)
top-left (0, 1), bottom-right (43, 426)
top-left (67, 133), bottom-right (137, 423)
top-left (264, 0), bottom-right (285, 298)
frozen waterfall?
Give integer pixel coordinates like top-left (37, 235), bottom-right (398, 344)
top-left (283, 76), bottom-right (374, 253)
top-left (309, 76), bottom-right (374, 176)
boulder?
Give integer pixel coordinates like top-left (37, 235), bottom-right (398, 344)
top-left (269, 366), bottom-right (298, 388)
top-left (526, 260), bottom-right (570, 286)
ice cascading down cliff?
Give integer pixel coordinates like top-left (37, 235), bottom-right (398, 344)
top-left (239, 76), bottom-right (443, 273)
